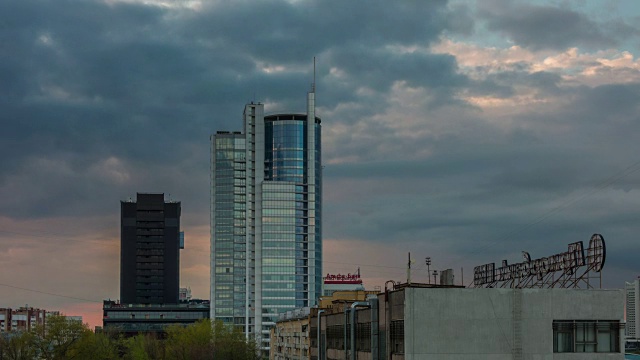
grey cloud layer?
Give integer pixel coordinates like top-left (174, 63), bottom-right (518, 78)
top-left (0, 0), bottom-right (639, 310)
top-left (323, 75), bottom-right (640, 281)
top-left (477, 0), bottom-right (640, 50)
top-left (0, 0), bottom-right (473, 219)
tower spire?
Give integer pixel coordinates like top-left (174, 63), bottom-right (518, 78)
top-left (312, 56), bottom-right (316, 93)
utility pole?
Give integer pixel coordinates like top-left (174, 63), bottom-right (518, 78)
top-left (425, 257), bottom-right (431, 284)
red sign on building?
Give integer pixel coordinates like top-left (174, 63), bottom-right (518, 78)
top-left (324, 273), bottom-right (363, 284)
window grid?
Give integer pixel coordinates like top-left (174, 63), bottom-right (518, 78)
top-left (553, 320), bottom-right (621, 353)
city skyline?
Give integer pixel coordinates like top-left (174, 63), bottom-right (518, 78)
top-left (2, 0), bottom-right (640, 329)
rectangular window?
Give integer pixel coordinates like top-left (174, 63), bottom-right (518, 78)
top-left (356, 322), bottom-right (372, 352)
top-left (553, 320), bottom-right (620, 353)
top-left (326, 324), bottom-right (344, 350)
top-left (390, 320), bottom-right (404, 354)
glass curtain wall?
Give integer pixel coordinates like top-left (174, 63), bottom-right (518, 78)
top-left (212, 98), bottom-right (322, 349)
top-left (263, 116), bottom-right (321, 322)
top-left (212, 134), bottom-right (246, 326)
top-left (261, 183), bottom-right (298, 327)
top-left (313, 122), bottom-right (322, 298)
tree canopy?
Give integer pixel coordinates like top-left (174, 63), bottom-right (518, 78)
top-left (0, 316), bottom-right (260, 360)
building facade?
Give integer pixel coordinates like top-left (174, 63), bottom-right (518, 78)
top-left (121, 193), bottom-right (181, 305)
top-left (211, 89), bottom-right (322, 349)
top-left (626, 279), bottom-right (640, 342)
top-left (291, 285), bottom-right (624, 360)
top-left (46, 311), bottom-right (83, 324)
top-left (0, 307), bottom-right (47, 333)
top-left (270, 307), bottom-right (312, 360)
top-left (0, 308), bottom-right (9, 333)
top-left (271, 290), bottom-right (379, 360)
top-left (318, 290), bottom-right (379, 311)
top-left (102, 300), bottom-right (209, 335)
top-left (105, 193), bottom-right (207, 335)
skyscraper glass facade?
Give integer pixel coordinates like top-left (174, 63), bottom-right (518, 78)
top-left (265, 117), bottom-right (307, 182)
top-left (211, 133), bottom-right (247, 325)
top-left (211, 92), bottom-right (321, 350)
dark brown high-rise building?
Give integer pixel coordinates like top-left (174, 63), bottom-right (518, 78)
top-left (120, 193), bottom-right (181, 304)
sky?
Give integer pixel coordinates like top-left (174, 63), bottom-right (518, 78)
top-left (1, 0), bottom-right (640, 329)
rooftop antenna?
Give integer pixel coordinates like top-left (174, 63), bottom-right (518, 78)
top-left (311, 56), bottom-right (316, 93)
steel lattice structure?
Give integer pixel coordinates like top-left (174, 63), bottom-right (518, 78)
top-left (472, 234), bottom-right (606, 289)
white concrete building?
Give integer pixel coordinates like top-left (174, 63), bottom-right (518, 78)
top-left (402, 287), bottom-right (623, 359)
top-left (626, 279), bottom-right (640, 341)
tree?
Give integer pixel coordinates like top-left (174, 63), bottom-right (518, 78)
top-left (164, 320), bottom-right (259, 360)
top-left (0, 332), bottom-right (37, 360)
top-left (1, 318), bottom-right (261, 360)
top-left (73, 331), bottom-right (121, 360)
top-left (124, 334), bottom-right (164, 360)
top-left (33, 315), bottom-right (92, 360)
top-left (0, 334), bottom-right (5, 360)
top-left (164, 320), bottom-right (212, 360)
top-left (211, 320), bottom-right (259, 360)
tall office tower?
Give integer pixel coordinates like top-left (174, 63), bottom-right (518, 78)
top-left (627, 279), bottom-right (640, 340)
top-left (121, 193), bottom-right (182, 305)
top-left (211, 89), bottom-right (321, 348)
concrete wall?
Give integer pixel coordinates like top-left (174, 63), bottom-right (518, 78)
top-left (404, 287), bottom-right (623, 360)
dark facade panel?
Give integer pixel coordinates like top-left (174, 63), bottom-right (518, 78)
top-left (120, 193), bottom-right (181, 305)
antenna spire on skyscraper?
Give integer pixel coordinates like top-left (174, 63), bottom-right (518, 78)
top-left (312, 56), bottom-right (316, 93)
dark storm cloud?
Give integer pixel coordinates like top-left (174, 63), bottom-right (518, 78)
top-left (329, 46), bottom-right (467, 96)
top-left (183, 0), bottom-right (454, 63)
top-left (463, 70), bottom-right (564, 101)
top-left (322, 75), bottom-right (640, 276)
top-left (575, 83), bottom-right (640, 122)
top-left (0, 0), bottom-right (218, 218)
top-left (477, 0), bottom-right (638, 51)
top-left (178, 0), bottom-right (474, 111)
top-left (0, 0), bottom-right (472, 220)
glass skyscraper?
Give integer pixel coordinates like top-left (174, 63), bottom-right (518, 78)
top-left (210, 89), bottom-right (321, 349)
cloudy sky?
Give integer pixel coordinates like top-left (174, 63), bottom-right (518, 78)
top-left (1, 0), bottom-right (640, 328)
